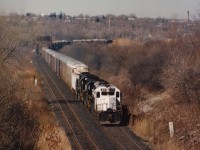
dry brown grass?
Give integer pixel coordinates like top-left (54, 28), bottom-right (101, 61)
top-left (132, 117), bottom-right (153, 141)
top-left (112, 38), bottom-right (143, 47)
top-left (17, 67), bottom-right (71, 149)
top-left (37, 125), bottom-right (71, 150)
top-left (130, 92), bottom-right (200, 150)
top-left (0, 66), bottom-right (40, 149)
top-left (112, 38), bottom-right (134, 47)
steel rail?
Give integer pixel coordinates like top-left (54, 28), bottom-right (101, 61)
top-left (119, 127), bottom-right (143, 150)
top-left (38, 58), bottom-right (83, 150)
top-left (38, 57), bottom-right (100, 150)
top-left (103, 126), bottom-right (144, 150)
top-left (103, 126), bottom-right (126, 150)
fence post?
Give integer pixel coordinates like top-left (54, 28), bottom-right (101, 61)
top-left (169, 122), bottom-right (174, 138)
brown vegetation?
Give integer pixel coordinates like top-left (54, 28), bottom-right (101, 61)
top-left (0, 14), bottom-right (71, 149)
top-left (37, 125), bottom-right (71, 150)
top-left (1, 11), bottom-right (200, 149)
top-left (60, 35), bottom-right (200, 149)
top-left (32, 11), bottom-right (200, 149)
top-left (0, 15), bottom-right (40, 149)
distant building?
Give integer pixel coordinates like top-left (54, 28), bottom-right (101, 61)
top-left (40, 13), bottom-right (45, 17)
top-left (128, 18), bottom-right (135, 21)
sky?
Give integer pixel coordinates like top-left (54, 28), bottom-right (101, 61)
top-left (0, 0), bottom-right (200, 19)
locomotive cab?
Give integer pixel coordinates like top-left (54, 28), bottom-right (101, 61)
top-left (93, 84), bottom-right (122, 124)
top-left (76, 72), bottom-right (122, 124)
top-left (42, 48), bottom-right (122, 125)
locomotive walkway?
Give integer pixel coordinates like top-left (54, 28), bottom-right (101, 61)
top-left (35, 55), bottom-right (150, 150)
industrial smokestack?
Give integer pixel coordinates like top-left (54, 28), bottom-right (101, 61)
top-left (187, 11), bottom-right (189, 21)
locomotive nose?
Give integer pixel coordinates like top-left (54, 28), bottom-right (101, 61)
top-left (107, 108), bottom-right (113, 112)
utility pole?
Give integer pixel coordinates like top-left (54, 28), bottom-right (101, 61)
top-left (108, 16), bottom-right (111, 31)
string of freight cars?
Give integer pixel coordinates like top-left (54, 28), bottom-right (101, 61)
top-left (41, 47), bottom-right (122, 125)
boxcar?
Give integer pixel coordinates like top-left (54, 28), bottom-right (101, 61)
top-left (42, 47), bottom-right (88, 91)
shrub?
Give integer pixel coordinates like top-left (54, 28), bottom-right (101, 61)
top-left (162, 40), bottom-right (200, 103)
top-left (0, 101), bottom-right (39, 149)
top-left (128, 40), bottom-right (168, 91)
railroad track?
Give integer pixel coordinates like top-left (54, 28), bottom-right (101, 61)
top-left (36, 56), bottom-right (120, 150)
top-left (103, 126), bottom-right (150, 150)
top-left (35, 56), bottom-right (150, 150)
top-left (37, 57), bottom-right (99, 149)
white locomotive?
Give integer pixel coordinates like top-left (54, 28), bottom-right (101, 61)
top-left (41, 47), bottom-right (122, 124)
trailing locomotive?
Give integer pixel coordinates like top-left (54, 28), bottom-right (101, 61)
top-left (41, 47), bottom-right (122, 124)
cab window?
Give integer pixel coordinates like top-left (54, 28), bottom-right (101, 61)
top-left (116, 91), bottom-right (120, 98)
top-left (109, 92), bottom-right (115, 95)
top-left (97, 92), bottom-right (100, 98)
top-left (101, 92), bottom-right (107, 95)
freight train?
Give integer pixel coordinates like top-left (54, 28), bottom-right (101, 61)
top-left (41, 47), bottom-right (122, 124)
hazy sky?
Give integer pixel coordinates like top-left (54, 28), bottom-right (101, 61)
top-left (0, 0), bottom-right (200, 19)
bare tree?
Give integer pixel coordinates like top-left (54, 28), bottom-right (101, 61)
top-left (0, 15), bottom-right (33, 65)
top-left (0, 14), bottom-right (39, 149)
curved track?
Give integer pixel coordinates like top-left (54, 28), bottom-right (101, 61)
top-left (36, 56), bottom-right (119, 149)
top-left (35, 56), bottom-right (150, 150)
top-left (37, 57), bottom-right (98, 149)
